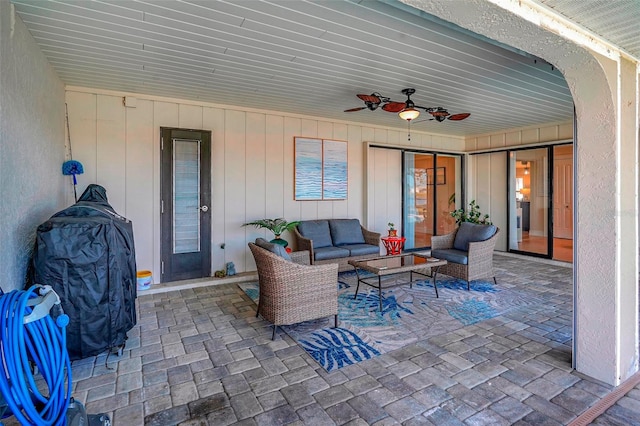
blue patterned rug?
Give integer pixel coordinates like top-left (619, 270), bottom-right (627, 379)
top-left (238, 271), bottom-right (541, 372)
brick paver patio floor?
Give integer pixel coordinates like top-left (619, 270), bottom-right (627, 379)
top-left (31, 254), bottom-right (640, 425)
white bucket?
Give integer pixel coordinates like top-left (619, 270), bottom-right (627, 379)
top-left (136, 270), bottom-right (152, 291)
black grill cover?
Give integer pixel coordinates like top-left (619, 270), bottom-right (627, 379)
top-left (31, 184), bottom-right (137, 360)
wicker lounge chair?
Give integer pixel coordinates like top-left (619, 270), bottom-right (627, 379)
top-left (248, 242), bottom-right (339, 340)
top-left (431, 226), bottom-right (500, 290)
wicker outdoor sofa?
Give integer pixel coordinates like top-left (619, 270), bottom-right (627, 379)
top-left (293, 219), bottom-right (381, 272)
top-left (430, 223), bottom-right (500, 290)
top-left (248, 240), bottom-right (339, 340)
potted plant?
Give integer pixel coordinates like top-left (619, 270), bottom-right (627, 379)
top-left (387, 222), bottom-right (397, 237)
top-left (242, 218), bottom-right (301, 247)
top-left (450, 200), bottom-right (492, 226)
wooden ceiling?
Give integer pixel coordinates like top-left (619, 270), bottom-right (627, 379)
top-left (10, 0), bottom-right (589, 136)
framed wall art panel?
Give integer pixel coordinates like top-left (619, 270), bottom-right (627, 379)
top-left (426, 167), bottom-right (446, 185)
top-left (294, 137), bottom-right (323, 200)
top-left (294, 137), bottom-right (348, 200)
top-left (322, 139), bottom-right (347, 200)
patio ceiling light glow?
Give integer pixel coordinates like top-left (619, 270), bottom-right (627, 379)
top-left (399, 107), bottom-right (420, 121)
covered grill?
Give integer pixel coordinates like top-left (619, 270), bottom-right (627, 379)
top-left (31, 184), bottom-right (137, 360)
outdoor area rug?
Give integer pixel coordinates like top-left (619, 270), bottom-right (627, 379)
top-left (238, 270), bottom-right (542, 372)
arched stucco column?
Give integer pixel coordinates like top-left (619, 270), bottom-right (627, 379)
top-left (398, 0), bottom-right (638, 385)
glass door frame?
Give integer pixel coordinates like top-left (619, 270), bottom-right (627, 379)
top-left (401, 149), bottom-right (465, 252)
top-left (506, 145), bottom-right (558, 259)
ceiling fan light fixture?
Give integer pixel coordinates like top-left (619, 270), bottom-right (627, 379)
top-left (399, 107), bottom-right (420, 121)
top-left (346, 88), bottom-right (469, 124)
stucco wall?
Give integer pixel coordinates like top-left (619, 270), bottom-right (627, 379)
top-left (0, 3), bottom-right (66, 293)
top-left (65, 88), bottom-right (465, 282)
top-left (615, 56), bottom-right (639, 382)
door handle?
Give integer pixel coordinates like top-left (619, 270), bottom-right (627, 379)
top-left (199, 205), bottom-right (209, 212)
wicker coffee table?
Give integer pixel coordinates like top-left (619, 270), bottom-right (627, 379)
top-left (348, 252), bottom-right (447, 311)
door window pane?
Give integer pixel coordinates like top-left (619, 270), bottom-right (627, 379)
top-left (403, 152), bottom-right (461, 250)
top-left (404, 153), bottom-right (433, 249)
top-left (509, 148), bottom-right (548, 255)
top-left (435, 155), bottom-right (461, 236)
top-left (173, 138), bottom-right (200, 254)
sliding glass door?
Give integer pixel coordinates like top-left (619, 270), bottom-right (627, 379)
top-left (508, 148), bottom-right (550, 256)
top-left (404, 153), bottom-right (433, 250)
top-left (403, 152), bottom-right (461, 250)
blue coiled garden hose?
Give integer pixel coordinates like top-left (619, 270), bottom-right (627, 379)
top-left (0, 286), bottom-right (71, 425)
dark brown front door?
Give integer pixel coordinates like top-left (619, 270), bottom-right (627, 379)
top-left (160, 128), bottom-right (211, 282)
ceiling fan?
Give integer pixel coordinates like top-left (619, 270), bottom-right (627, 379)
top-left (344, 88), bottom-right (470, 123)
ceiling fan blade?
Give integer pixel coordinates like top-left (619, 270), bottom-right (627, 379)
top-left (357, 94), bottom-right (381, 104)
top-left (448, 113), bottom-right (471, 121)
top-left (344, 107), bottom-right (367, 112)
top-left (382, 102), bottom-right (406, 112)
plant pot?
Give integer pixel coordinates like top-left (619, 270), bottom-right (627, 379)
top-left (270, 237), bottom-right (288, 248)
top-left (388, 230), bottom-right (397, 237)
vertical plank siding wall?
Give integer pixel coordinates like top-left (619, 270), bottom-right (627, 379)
top-left (65, 89), bottom-right (465, 281)
top-left (367, 148), bottom-right (403, 249)
top-left (465, 123), bottom-right (573, 251)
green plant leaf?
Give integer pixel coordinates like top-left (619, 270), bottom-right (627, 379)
top-left (242, 218), bottom-right (301, 236)
top-left (449, 200), bottom-right (492, 225)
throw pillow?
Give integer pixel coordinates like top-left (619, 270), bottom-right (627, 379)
top-left (297, 220), bottom-right (333, 249)
top-left (453, 222), bottom-right (497, 251)
top-left (255, 238), bottom-right (292, 261)
top-left (329, 219), bottom-right (365, 246)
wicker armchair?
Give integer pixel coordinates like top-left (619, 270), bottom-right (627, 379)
top-left (431, 227), bottom-right (500, 290)
top-left (248, 243), bottom-right (339, 340)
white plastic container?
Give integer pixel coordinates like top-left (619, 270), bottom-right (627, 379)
top-left (136, 270), bottom-right (152, 291)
